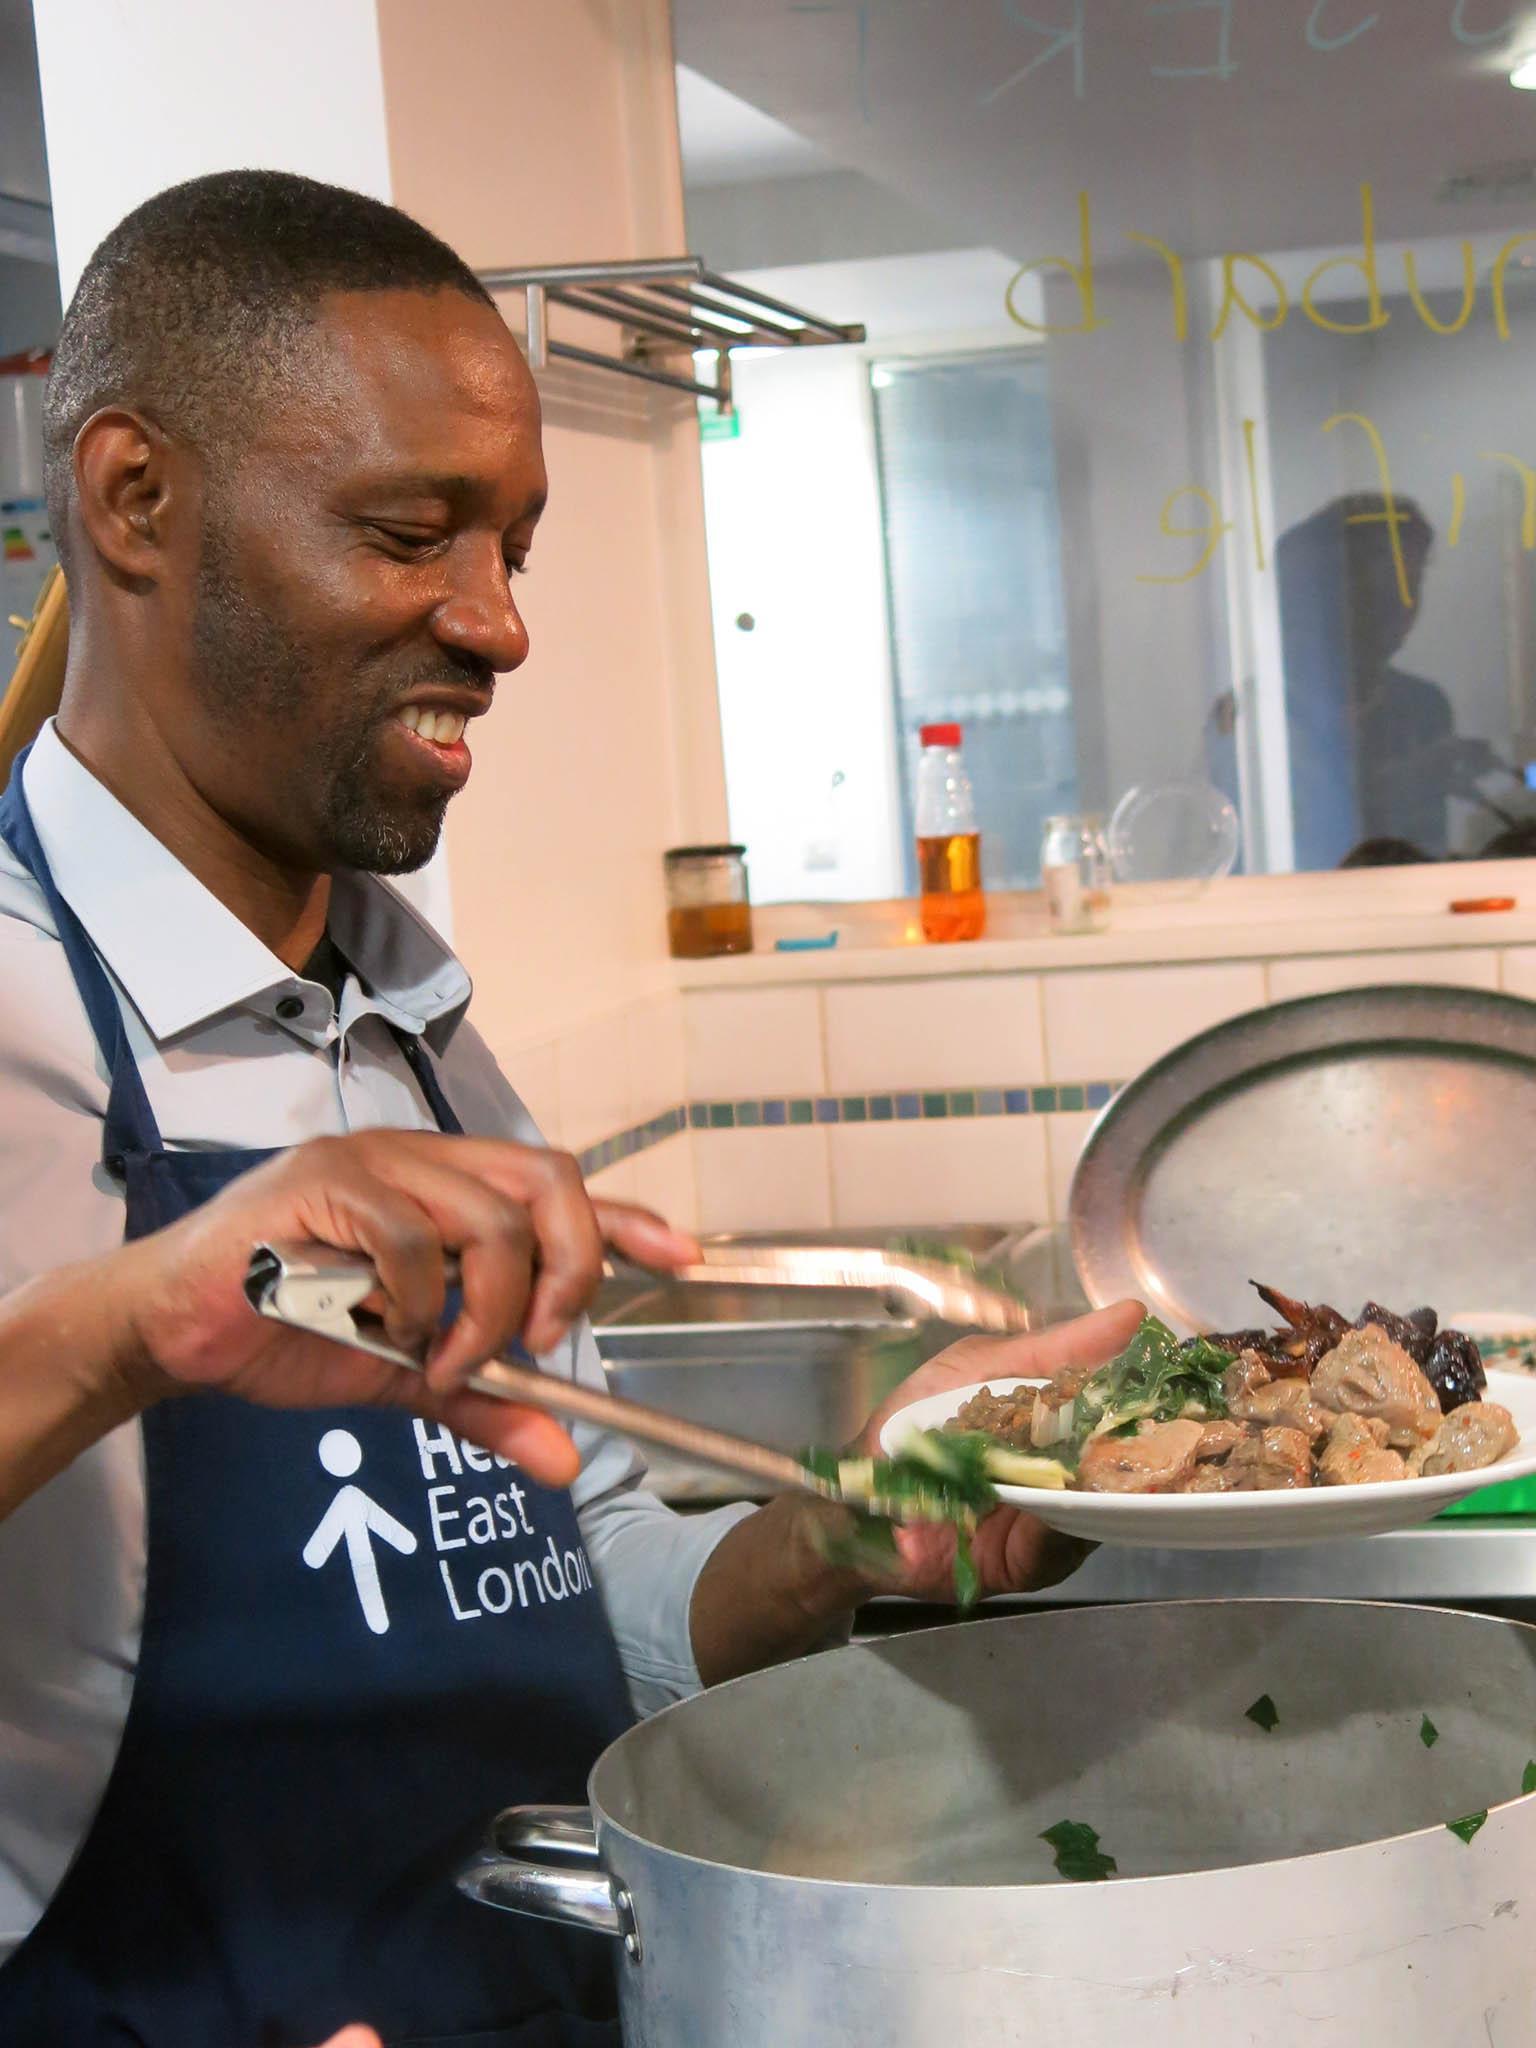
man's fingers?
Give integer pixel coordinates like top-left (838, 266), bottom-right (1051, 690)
top-left (433, 1389), bottom-right (581, 1489)
top-left (1002, 1299), bottom-right (1145, 1380)
top-left (594, 1200), bottom-right (702, 1271)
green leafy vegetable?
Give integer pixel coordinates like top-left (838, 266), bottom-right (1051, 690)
top-left (1420, 1715), bottom-right (1440, 1749)
top-left (1040, 1819), bottom-right (1117, 1883)
top-left (800, 1434), bottom-right (1003, 1607)
top-left (1246, 1694), bottom-right (1280, 1733)
top-left (1447, 1810), bottom-right (1488, 1846)
top-left (1069, 1317), bottom-right (1232, 1451)
top-left (1522, 1760), bottom-right (1536, 1796)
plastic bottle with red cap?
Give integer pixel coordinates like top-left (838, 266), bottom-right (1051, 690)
top-left (914, 722), bottom-right (986, 942)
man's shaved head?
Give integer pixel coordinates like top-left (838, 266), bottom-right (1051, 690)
top-left (43, 169), bottom-right (495, 563)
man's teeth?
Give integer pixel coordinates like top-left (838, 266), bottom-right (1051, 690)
top-left (394, 707), bottom-right (467, 746)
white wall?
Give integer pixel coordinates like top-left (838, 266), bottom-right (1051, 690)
top-left (702, 342), bottom-right (903, 903)
top-left (30, 0), bottom-right (392, 300)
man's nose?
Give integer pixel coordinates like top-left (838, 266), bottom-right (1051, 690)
top-left (430, 545), bottom-right (530, 673)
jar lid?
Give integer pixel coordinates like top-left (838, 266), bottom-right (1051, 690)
top-left (664, 844), bottom-right (746, 862)
top-left (919, 722), bottom-right (962, 747)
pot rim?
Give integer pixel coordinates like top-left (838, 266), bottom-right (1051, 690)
top-left (587, 1596), bottom-right (1536, 1894)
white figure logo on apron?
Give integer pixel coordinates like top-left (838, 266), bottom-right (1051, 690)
top-left (302, 1430), bottom-right (418, 1634)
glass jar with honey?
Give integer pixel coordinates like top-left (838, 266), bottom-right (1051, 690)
top-left (664, 845), bottom-right (754, 959)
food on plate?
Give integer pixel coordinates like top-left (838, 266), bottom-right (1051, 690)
top-left (940, 1287), bottom-right (1516, 1496)
top-left (1421, 1402), bottom-right (1519, 1476)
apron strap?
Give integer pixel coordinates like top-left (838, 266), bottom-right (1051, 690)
top-left (391, 1025), bottom-right (466, 1138)
top-left (0, 744), bottom-right (166, 1169)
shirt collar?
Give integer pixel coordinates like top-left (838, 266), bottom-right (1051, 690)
top-left (21, 721), bottom-right (472, 1050)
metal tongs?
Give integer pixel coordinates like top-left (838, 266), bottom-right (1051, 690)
top-left (629, 1242), bottom-right (1033, 1334)
top-left (243, 1239), bottom-right (1030, 1517)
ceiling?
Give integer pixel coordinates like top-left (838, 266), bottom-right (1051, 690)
top-left (671, 0), bottom-right (1536, 264)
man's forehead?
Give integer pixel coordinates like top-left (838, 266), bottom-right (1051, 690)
top-left (260, 286), bottom-right (543, 479)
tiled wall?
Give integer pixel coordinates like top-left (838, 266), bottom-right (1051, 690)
top-left (502, 947), bottom-right (1536, 1241)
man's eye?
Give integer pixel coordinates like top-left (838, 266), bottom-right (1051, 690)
top-left (371, 525), bottom-right (445, 555)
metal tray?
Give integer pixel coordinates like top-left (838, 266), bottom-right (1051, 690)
top-left (1070, 983), bottom-right (1536, 1334)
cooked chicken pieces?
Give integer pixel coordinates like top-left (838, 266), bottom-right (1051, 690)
top-left (1318, 1412), bottom-right (1407, 1486)
top-left (1228, 1376), bottom-right (1334, 1443)
top-left (1220, 1425), bottom-right (1314, 1490)
top-left (1077, 1418), bottom-right (1205, 1494)
top-left (1310, 1325), bottom-right (1443, 1450)
top-left (1195, 1419), bottom-right (1245, 1462)
top-left (1422, 1402), bottom-right (1519, 1477)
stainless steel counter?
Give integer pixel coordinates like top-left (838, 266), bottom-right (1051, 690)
top-left (866, 1520), bottom-right (1536, 1612)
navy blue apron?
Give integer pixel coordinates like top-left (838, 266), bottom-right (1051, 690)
top-left (0, 752), bottom-right (634, 2046)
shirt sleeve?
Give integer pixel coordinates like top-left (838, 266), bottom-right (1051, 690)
top-left (437, 1021), bottom-right (756, 1716)
top-left (567, 1321), bottom-right (755, 1717)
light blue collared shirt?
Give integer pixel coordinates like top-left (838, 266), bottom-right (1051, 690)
top-left (0, 721), bottom-right (751, 1956)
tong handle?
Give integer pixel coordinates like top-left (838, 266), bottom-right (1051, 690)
top-left (247, 1240), bottom-right (817, 1498)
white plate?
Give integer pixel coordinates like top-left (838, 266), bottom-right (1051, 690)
top-left (877, 1369), bottom-right (1536, 1549)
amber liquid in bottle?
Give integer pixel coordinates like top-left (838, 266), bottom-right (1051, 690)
top-left (917, 831), bottom-right (986, 942)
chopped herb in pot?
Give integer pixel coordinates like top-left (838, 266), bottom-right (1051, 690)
top-left (1523, 1761), bottom-right (1536, 1797)
top-left (1040, 1819), bottom-right (1118, 1883)
top-left (1420, 1715), bottom-right (1440, 1749)
top-left (1246, 1694), bottom-right (1280, 1733)
top-left (1447, 1810), bottom-right (1488, 1846)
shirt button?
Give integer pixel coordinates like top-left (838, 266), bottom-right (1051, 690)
top-left (275, 995), bottom-right (305, 1022)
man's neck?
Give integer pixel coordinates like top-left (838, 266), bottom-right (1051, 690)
top-left (54, 698), bottom-right (331, 972)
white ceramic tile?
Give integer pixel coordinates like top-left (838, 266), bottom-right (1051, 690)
top-left (501, 1039), bottom-right (562, 1147)
top-left (827, 1118), bottom-right (1049, 1230)
top-left (583, 1157), bottom-right (637, 1202)
top-left (556, 1008), bottom-right (633, 1152)
top-left (626, 992), bottom-right (687, 1124)
top-left (1043, 963), bottom-right (1267, 1085)
top-left (1504, 949), bottom-right (1536, 1002)
top-left (684, 988), bottom-right (825, 1100)
top-left (632, 1133), bottom-right (699, 1236)
top-left (1045, 1110), bottom-right (1099, 1228)
top-left (691, 1126), bottom-right (832, 1233)
top-left (1268, 950), bottom-right (1500, 1003)
top-left (823, 975), bottom-right (1045, 1093)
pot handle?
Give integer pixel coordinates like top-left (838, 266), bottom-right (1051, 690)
top-left (457, 1805), bottom-right (639, 1955)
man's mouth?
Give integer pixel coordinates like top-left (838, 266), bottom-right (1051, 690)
top-left (392, 706), bottom-right (467, 747)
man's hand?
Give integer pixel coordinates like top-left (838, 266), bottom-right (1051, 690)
top-left (689, 1301), bottom-right (1143, 1686)
top-left (105, 1130), bottom-right (697, 1489)
top-left (856, 1300), bottom-right (1145, 1602)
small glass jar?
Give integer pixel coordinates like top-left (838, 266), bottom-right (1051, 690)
top-left (1040, 814), bottom-right (1112, 935)
top-left (664, 845), bottom-right (754, 959)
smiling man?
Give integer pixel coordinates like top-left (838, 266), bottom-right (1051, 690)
top-left (0, 171), bottom-right (1137, 2047)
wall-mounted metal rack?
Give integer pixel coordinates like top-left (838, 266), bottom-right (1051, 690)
top-left (475, 256), bottom-right (865, 413)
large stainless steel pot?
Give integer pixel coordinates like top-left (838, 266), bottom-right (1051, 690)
top-left (461, 1601), bottom-right (1536, 2044)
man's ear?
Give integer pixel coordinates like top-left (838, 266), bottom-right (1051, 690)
top-left (71, 407), bottom-right (184, 582)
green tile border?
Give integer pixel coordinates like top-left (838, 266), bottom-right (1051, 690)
top-left (574, 1086), bottom-right (1121, 1177)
